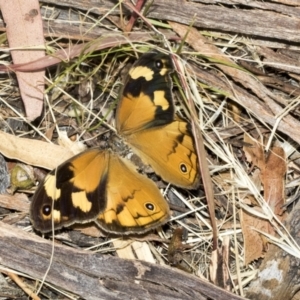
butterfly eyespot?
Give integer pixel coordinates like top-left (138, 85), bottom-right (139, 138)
top-left (42, 205), bottom-right (52, 216)
top-left (145, 202), bottom-right (155, 211)
top-left (180, 163), bottom-right (188, 174)
top-left (155, 59), bottom-right (163, 69)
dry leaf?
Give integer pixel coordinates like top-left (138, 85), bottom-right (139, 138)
top-left (240, 208), bottom-right (268, 265)
top-left (262, 147), bottom-right (286, 216)
top-left (243, 133), bottom-right (264, 169)
top-left (0, 131), bottom-right (75, 170)
top-left (0, 32), bottom-right (157, 73)
top-left (242, 134), bottom-right (286, 260)
top-left (0, 0), bottom-right (45, 120)
top-left (243, 133), bottom-right (286, 216)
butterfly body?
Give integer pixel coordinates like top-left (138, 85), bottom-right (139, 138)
top-left (30, 51), bottom-right (199, 234)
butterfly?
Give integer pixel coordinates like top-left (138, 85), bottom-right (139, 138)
top-left (30, 51), bottom-right (199, 234)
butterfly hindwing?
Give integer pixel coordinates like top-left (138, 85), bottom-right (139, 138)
top-left (96, 153), bottom-right (170, 234)
top-left (127, 120), bottom-right (199, 189)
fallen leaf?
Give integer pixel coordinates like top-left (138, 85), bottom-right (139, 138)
top-left (0, 131), bottom-right (76, 170)
top-left (242, 134), bottom-right (287, 261)
top-left (243, 133), bottom-right (264, 170)
top-left (240, 208), bottom-right (268, 265)
top-left (243, 133), bottom-right (286, 216)
top-left (0, 0), bottom-right (45, 120)
top-left (262, 147), bottom-right (286, 216)
top-left (0, 32), bottom-right (158, 73)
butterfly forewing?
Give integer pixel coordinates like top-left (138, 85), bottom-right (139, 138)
top-left (116, 51), bottom-right (174, 135)
top-left (30, 149), bottom-right (109, 232)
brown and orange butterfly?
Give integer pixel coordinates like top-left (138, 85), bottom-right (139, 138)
top-left (30, 51), bottom-right (199, 234)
